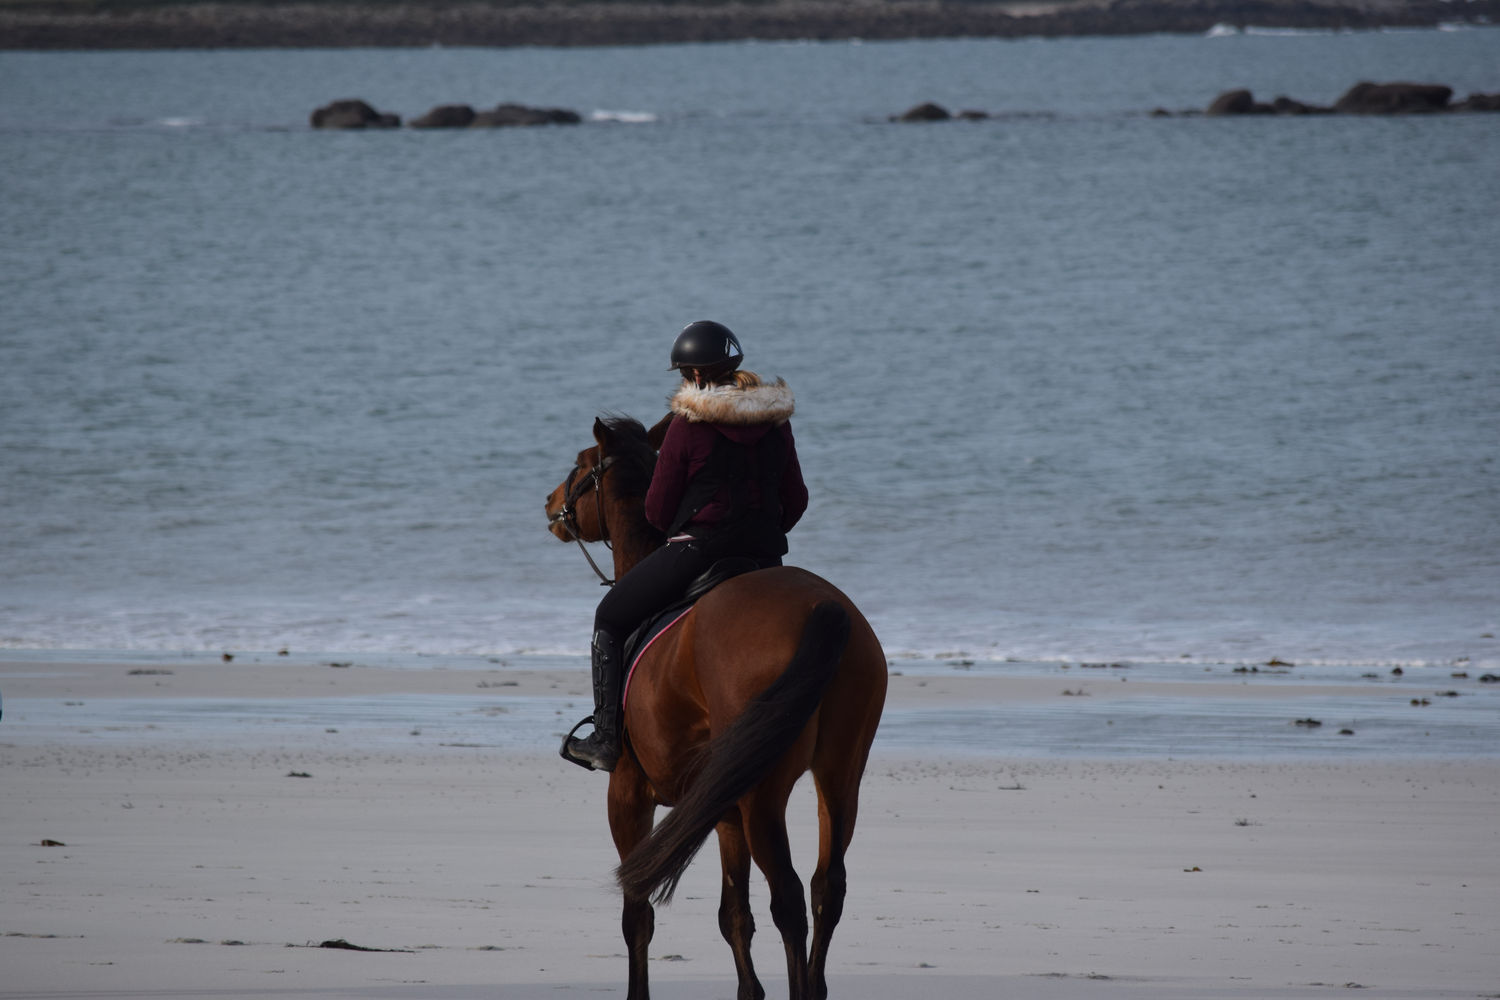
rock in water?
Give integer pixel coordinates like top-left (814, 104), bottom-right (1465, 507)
top-left (1333, 82), bottom-right (1452, 114)
top-left (472, 103), bottom-right (581, 127)
top-left (310, 99), bottom-right (400, 129)
top-left (410, 104), bottom-right (477, 128)
top-left (894, 102), bottom-right (952, 122)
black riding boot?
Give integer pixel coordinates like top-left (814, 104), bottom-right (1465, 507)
top-left (560, 629), bottom-right (623, 772)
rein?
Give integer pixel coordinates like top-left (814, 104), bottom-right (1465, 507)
top-left (548, 455), bottom-right (617, 586)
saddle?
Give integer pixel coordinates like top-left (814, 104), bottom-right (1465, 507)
top-left (620, 556), bottom-right (763, 706)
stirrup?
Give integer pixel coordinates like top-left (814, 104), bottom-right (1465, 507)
top-left (559, 715), bottom-right (603, 771)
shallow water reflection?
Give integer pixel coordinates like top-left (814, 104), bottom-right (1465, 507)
top-left (5, 687), bottom-right (1496, 759)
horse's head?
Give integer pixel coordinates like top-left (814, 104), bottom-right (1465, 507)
top-left (546, 437), bottom-right (608, 544)
top-left (545, 415), bottom-right (667, 545)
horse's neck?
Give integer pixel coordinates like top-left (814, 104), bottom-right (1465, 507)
top-left (607, 500), bottom-right (660, 579)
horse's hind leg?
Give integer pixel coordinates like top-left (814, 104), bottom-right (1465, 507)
top-left (742, 795), bottom-right (810, 1000)
top-left (808, 773), bottom-right (861, 1000)
top-left (716, 815), bottom-right (766, 1000)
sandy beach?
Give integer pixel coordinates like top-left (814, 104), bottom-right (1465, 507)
top-left (2, 656), bottom-right (1496, 1000)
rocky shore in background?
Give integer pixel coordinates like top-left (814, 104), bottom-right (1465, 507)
top-left (2, 0), bottom-right (1497, 50)
top-left (310, 97), bottom-right (583, 126)
top-left (308, 81), bottom-right (1500, 128)
top-left (885, 80), bottom-right (1500, 119)
top-left (1203, 79), bottom-right (1500, 113)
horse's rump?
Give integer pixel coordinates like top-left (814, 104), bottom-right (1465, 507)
top-left (616, 596), bottom-right (852, 904)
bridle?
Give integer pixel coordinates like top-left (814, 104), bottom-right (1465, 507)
top-left (548, 454), bottom-right (617, 586)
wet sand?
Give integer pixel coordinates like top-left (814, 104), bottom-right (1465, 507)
top-left (2, 656), bottom-right (1496, 998)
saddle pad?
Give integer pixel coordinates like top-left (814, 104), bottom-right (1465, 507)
top-left (622, 606), bottom-right (692, 711)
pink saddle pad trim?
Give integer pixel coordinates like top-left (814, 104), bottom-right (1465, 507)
top-left (622, 607), bottom-right (693, 711)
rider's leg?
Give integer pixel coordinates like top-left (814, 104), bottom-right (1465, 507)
top-left (561, 540), bottom-right (710, 772)
top-left (560, 627), bottom-right (626, 772)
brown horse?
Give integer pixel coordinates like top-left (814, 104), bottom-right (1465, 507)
top-left (544, 415), bottom-right (887, 1000)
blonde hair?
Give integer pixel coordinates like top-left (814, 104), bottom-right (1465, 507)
top-left (691, 368), bottom-right (762, 389)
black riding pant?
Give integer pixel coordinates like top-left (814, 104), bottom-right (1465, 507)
top-left (594, 540), bottom-right (712, 641)
top-left (593, 539), bottom-right (781, 642)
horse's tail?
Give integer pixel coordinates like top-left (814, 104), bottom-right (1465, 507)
top-left (616, 599), bottom-right (850, 905)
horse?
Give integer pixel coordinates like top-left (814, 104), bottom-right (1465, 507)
top-left (544, 414), bottom-right (887, 1000)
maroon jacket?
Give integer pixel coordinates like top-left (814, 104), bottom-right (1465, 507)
top-left (644, 377), bottom-right (808, 539)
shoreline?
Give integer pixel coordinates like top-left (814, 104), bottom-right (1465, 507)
top-left (2, 0), bottom-right (1498, 50)
top-left (4, 652), bottom-right (1499, 759)
top-left (2, 653), bottom-right (1496, 998)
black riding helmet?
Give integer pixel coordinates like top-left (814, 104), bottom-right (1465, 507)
top-left (669, 320), bottom-right (743, 379)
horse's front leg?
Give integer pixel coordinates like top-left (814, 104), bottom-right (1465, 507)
top-left (621, 892), bottom-right (655, 1000)
top-left (608, 767), bottom-right (657, 1000)
top-left (716, 814), bottom-right (766, 1000)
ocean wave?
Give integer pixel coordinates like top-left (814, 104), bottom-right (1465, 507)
top-left (589, 109), bottom-right (657, 124)
top-left (1205, 23), bottom-right (1355, 37)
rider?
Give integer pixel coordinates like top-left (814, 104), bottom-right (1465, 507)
top-left (561, 320), bottom-right (809, 772)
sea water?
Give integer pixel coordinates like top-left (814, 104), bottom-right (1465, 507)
top-left (2, 29), bottom-right (1498, 676)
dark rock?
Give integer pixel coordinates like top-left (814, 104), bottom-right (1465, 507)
top-left (1272, 96), bottom-right (1332, 115)
top-left (538, 107), bottom-right (584, 125)
top-left (315, 938), bottom-right (412, 952)
top-left (310, 99), bottom-right (400, 129)
top-left (957, 109), bottom-right (990, 121)
top-left (410, 104), bottom-right (476, 128)
top-left (1454, 92), bottom-right (1500, 112)
top-left (893, 102), bottom-right (951, 122)
top-left (1206, 89), bottom-right (1256, 115)
top-left (472, 102), bottom-right (581, 127)
top-left (1333, 81), bottom-right (1452, 114)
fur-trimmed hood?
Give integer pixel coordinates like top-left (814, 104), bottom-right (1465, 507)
top-left (668, 375), bottom-right (795, 426)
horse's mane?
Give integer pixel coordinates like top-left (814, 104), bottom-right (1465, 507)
top-left (598, 414), bottom-right (658, 503)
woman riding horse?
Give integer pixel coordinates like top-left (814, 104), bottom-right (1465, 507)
top-left (561, 320), bottom-right (809, 773)
top-left (545, 391), bottom-right (885, 1000)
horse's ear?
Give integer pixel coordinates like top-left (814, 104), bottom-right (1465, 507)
top-left (592, 417), bottom-right (611, 453)
top-left (647, 413), bottom-right (673, 451)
